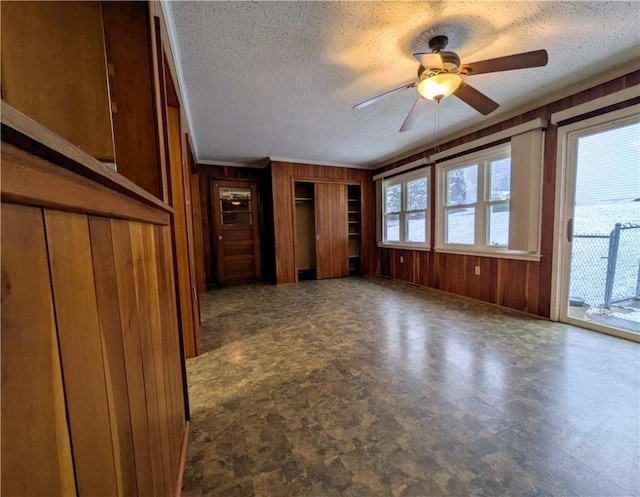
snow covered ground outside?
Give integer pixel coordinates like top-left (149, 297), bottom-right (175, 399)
top-left (571, 199), bottom-right (639, 327)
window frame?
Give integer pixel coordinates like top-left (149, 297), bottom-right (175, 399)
top-left (380, 168), bottom-right (430, 250)
top-left (436, 144), bottom-right (518, 257)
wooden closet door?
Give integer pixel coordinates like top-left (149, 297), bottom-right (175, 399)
top-left (315, 183), bottom-right (349, 279)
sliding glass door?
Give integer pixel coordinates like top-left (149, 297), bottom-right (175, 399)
top-left (557, 110), bottom-right (640, 340)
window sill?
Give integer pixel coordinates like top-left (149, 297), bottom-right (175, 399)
top-left (377, 242), bottom-right (431, 252)
top-left (434, 247), bottom-right (542, 261)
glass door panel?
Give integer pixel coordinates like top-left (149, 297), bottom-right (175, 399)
top-left (561, 118), bottom-right (640, 338)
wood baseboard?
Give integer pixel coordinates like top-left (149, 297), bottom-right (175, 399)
top-left (175, 420), bottom-right (190, 497)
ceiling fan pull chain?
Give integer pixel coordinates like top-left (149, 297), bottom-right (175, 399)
top-left (434, 101), bottom-right (441, 154)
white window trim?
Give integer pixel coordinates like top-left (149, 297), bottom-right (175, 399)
top-left (435, 143), bottom-right (542, 261)
top-left (380, 167), bottom-right (431, 250)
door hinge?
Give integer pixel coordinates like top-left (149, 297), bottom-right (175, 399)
top-left (567, 218), bottom-right (573, 242)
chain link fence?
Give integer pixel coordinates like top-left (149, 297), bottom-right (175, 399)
top-left (570, 224), bottom-right (640, 308)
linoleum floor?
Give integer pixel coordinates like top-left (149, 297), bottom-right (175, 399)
top-left (182, 277), bottom-right (639, 497)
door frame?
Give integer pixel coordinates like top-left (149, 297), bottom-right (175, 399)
top-left (551, 104), bottom-right (640, 342)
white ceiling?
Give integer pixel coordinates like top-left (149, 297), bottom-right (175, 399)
top-left (166, 1), bottom-right (640, 169)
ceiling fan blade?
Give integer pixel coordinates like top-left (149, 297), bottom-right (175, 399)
top-left (453, 81), bottom-right (499, 115)
top-left (353, 82), bottom-right (416, 110)
top-left (461, 49), bottom-right (548, 76)
top-left (399, 97), bottom-right (428, 132)
top-left (413, 52), bottom-right (444, 70)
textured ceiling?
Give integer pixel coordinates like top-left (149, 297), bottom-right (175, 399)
top-left (166, 1), bottom-right (640, 169)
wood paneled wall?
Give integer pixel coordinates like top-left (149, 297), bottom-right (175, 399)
top-left (271, 161), bottom-right (375, 284)
top-left (102, 1), bottom-right (162, 198)
top-left (1, 106), bottom-right (188, 496)
top-left (197, 164), bottom-right (274, 286)
top-left (377, 71), bottom-right (640, 317)
top-left (1, 1), bottom-right (115, 161)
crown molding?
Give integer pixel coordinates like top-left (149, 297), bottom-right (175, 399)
top-left (160, 1), bottom-right (199, 159)
top-left (269, 156), bottom-right (372, 170)
top-left (198, 158), bottom-right (271, 169)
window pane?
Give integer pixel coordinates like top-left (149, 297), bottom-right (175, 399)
top-left (446, 207), bottom-right (475, 244)
top-left (489, 157), bottom-right (511, 201)
top-left (488, 203), bottom-right (509, 247)
top-left (385, 213), bottom-right (400, 242)
top-left (385, 184), bottom-right (401, 213)
top-left (406, 211), bottom-right (426, 243)
top-left (221, 199), bottom-right (250, 211)
top-left (220, 186), bottom-right (251, 201)
top-left (447, 165), bottom-right (477, 205)
top-left (220, 186), bottom-right (252, 213)
top-left (406, 178), bottom-right (428, 210)
top-left (222, 212), bottom-right (252, 225)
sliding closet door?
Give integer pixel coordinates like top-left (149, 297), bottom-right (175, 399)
top-left (315, 182), bottom-right (349, 279)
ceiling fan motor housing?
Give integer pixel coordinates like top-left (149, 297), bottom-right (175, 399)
top-left (428, 35), bottom-right (449, 51)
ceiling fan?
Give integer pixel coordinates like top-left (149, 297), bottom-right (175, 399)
top-left (353, 35), bottom-right (548, 132)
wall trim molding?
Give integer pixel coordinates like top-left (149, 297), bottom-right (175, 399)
top-left (198, 158), bottom-right (271, 169)
top-left (430, 118), bottom-right (546, 162)
top-left (270, 156), bottom-right (372, 170)
top-left (160, 1), bottom-right (199, 160)
top-left (550, 85), bottom-right (640, 124)
top-left (372, 157), bottom-right (428, 181)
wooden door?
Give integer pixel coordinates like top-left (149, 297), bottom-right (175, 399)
top-left (211, 180), bottom-right (261, 284)
top-left (315, 183), bottom-right (349, 279)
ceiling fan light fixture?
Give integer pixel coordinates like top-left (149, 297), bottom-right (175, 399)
top-left (417, 73), bottom-right (462, 102)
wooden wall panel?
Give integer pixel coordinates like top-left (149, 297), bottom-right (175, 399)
top-left (181, 134), bottom-right (202, 334)
top-left (89, 216), bottom-right (138, 497)
top-left (1, 204), bottom-right (76, 497)
top-left (271, 164), bottom-right (295, 284)
top-left (129, 222), bottom-right (168, 496)
top-left (271, 161), bottom-right (375, 284)
top-left (191, 171), bottom-right (207, 292)
top-left (155, 225), bottom-right (189, 469)
top-left (2, 1), bottom-right (191, 491)
top-left (110, 219), bottom-right (157, 497)
top-left (376, 71), bottom-right (640, 318)
top-left (102, 1), bottom-right (162, 197)
top-left (1, 1), bottom-right (114, 160)
top-left (197, 164), bottom-right (269, 286)
top-left (167, 106), bottom-right (198, 357)
top-left (142, 223), bottom-right (177, 493)
top-left (44, 210), bottom-right (119, 496)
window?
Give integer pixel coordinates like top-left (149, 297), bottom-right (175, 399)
top-left (381, 169), bottom-right (429, 248)
top-left (437, 144), bottom-right (522, 254)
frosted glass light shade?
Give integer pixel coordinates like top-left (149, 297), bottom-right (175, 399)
top-left (417, 73), bottom-right (462, 101)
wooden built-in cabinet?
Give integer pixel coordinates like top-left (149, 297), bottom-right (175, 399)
top-left (1, 0), bottom-right (201, 358)
top-left (1, 1), bottom-right (201, 494)
top-left (272, 161), bottom-right (375, 284)
top-left (293, 180), bottom-right (363, 281)
top-left (1, 103), bottom-right (189, 496)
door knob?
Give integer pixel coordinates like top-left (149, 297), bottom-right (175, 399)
top-left (218, 235), bottom-right (223, 240)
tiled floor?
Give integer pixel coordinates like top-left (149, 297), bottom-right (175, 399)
top-left (182, 277), bottom-right (640, 497)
